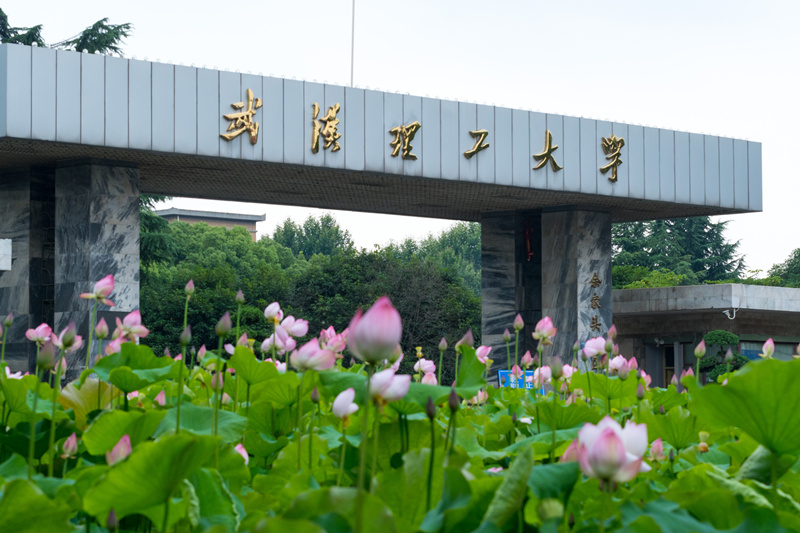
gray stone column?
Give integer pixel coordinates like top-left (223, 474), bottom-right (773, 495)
top-left (541, 209), bottom-right (612, 365)
top-left (54, 159), bottom-right (140, 376)
top-left (480, 211), bottom-right (541, 378)
top-left (0, 167), bottom-right (55, 372)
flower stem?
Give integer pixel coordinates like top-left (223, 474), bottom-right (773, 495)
top-left (370, 409), bottom-right (380, 493)
top-left (438, 348), bottom-right (444, 385)
top-left (176, 348), bottom-right (184, 433)
top-left (309, 404), bottom-right (315, 471)
top-left (599, 483), bottom-right (608, 533)
top-left (337, 421), bottom-right (347, 487)
top-left (550, 379), bottom-right (557, 462)
top-left (505, 340), bottom-right (511, 372)
top-left (356, 365), bottom-right (374, 533)
top-left (296, 371), bottom-right (306, 472)
top-left (1, 327), bottom-right (7, 366)
top-left (28, 367), bottom-right (40, 480)
top-left (426, 416), bottom-right (435, 511)
top-left (454, 351), bottom-right (460, 387)
top-left (514, 330), bottom-right (520, 370)
top-left (162, 497), bottom-right (170, 533)
top-left (85, 301), bottom-right (97, 371)
top-left (48, 359), bottom-right (62, 477)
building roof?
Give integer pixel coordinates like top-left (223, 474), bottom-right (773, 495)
top-left (613, 284), bottom-right (800, 315)
top-left (155, 208), bottom-right (265, 223)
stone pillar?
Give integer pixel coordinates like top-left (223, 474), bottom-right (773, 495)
top-left (54, 159), bottom-right (140, 377)
top-left (480, 211), bottom-right (541, 379)
top-left (0, 167), bottom-right (55, 372)
top-left (541, 209), bottom-right (612, 367)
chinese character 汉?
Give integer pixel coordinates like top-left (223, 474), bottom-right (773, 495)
top-left (464, 129), bottom-right (490, 159)
top-left (311, 102), bottom-right (342, 153)
top-left (221, 88), bottom-right (263, 144)
top-left (590, 272), bottom-right (602, 288)
top-left (590, 293), bottom-right (601, 310)
top-left (600, 134), bottom-right (625, 182)
top-left (389, 121), bottom-right (422, 160)
top-left (533, 129), bottom-right (563, 172)
top-left (590, 314), bottom-right (602, 332)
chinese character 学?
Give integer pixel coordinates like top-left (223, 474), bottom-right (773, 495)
top-left (389, 121), bottom-right (422, 160)
top-left (221, 88), bottom-right (263, 144)
top-left (600, 134), bottom-right (625, 182)
top-left (311, 103), bottom-right (342, 153)
top-left (533, 130), bottom-right (563, 172)
top-left (464, 129), bottom-right (490, 159)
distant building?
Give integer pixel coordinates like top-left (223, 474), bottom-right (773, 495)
top-left (613, 284), bottom-right (800, 387)
top-left (156, 208), bottom-right (266, 242)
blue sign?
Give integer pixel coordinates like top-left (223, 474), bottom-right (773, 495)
top-left (741, 349), bottom-right (761, 361)
top-left (497, 370), bottom-right (545, 393)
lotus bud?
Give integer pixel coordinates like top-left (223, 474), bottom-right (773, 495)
top-left (438, 337), bottom-right (448, 351)
top-left (537, 499), bottom-right (565, 522)
top-left (164, 347), bottom-right (171, 359)
top-left (107, 508), bottom-right (119, 530)
top-left (310, 386), bottom-right (320, 404)
top-left (456, 329), bottom-right (474, 349)
top-left (694, 340), bottom-right (706, 359)
top-left (605, 338), bottom-right (614, 354)
top-left (106, 435), bottom-right (131, 465)
top-left (448, 388), bottom-right (460, 413)
top-left (607, 324), bottom-right (617, 342)
top-left (234, 443), bottom-right (249, 465)
top-left (3, 313), bottom-right (13, 328)
top-left (669, 449), bottom-right (674, 462)
top-left (761, 338), bottom-right (775, 359)
top-left (37, 341), bottom-right (56, 370)
top-left (659, 404), bottom-right (665, 414)
top-left (388, 345), bottom-right (403, 364)
top-left (520, 350), bottom-right (534, 368)
top-left (579, 349), bottom-right (589, 362)
top-left (426, 397), bottom-right (436, 420)
top-left (618, 361), bottom-right (630, 380)
top-left (197, 345), bottom-right (206, 360)
top-left (511, 412), bottom-right (517, 423)
top-left (549, 356), bottom-right (563, 380)
top-left (598, 353), bottom-right (608, 369)
top-left (154, 390), bottom-right (166, 406)
top-left (185, 279), bottom-right (195, 296)
top-left (612, 344), bottom-right (620, 357)
top-left (211, 372), bottom-right (224, 391)
top-left (670, 375), bottom-right (678, 387)
top-left (263, 302), bottom-right (281, 321)
top-left (636, 383), bottom-right (645, 400)
top-left (513, 313), bottom-right (524, 332)
top-left (502, 329), bottom-right (512, 343)
top-left (235, 289), bottom-right (245, 303)
top-left (724, 348), bottom-right (733, 363)
top-left (573, 340), bottom-right (580, 356)
top-left (179, 326), bottom-right (192, 346)
top-left (62, 432), bottom-right (78, 458)
top-left (698, 442), bottom-right (709, 453)
top-left (347, 297), bottom-right (403, 363)
top-left (215, 312), bottom-right (232, 337)
top-left (95, 317), bottom-right (109, 340)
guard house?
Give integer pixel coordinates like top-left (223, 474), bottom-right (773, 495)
top-left (156, 208), bottom-right (265, 242)
top-left (0, 43), bottom-right (762, 373)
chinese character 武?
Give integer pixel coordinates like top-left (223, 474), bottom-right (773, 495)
top-left (311, 102), bottom-right (342, 153)
top-left (389, 121), bottom-right (422, 160)
top-left (221, 88), bottom-right (263, 144)
top-left (533, 130), bottom-right (563, 172)
top-left (464, 129), bottom-right (490, 159)
top-left (600, 134), bottom-right (625, 182)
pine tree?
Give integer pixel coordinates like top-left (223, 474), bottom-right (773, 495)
top-left (0, 10), bottom-right (131, 55)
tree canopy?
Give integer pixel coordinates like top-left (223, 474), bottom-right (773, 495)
top-left (768, 248), bottom-right (800, 287)
top-left (0, 9), bottom-right (131, 54)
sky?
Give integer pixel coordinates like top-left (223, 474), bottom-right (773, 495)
top-left (4, 1), bottom-right (799, 272)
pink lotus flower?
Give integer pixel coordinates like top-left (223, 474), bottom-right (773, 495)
top-left (369, 368), bottom-right (410, 403)
top-left (234, 443), bottom-right (249, 465)
top-left (627, 357), bottom-right (638, 371)
top-left (333, 388), bottom-right (359, 420)
top-left (185, 279), bottom-right (195, 296)
top-left (25, 323), bottom-right (52, 346)
top-left (532, 316), bottom-right (557, 344)
top-left (106, 435), bottom-right (131, 466)
top-left (79, 275), bottom-right (115, 306)
top-left (520, 351), bottom-right (534, 368)
top-left (320, 326), bottom-right (348, 353)
top-left (561, 364), bottom-right (577, 381)
top-left (290, 339), bottom-right (336, 371)
top-left (609, 355), bottom-right (627, 375)
top-left (607, 324), bottom-right (617, 342)
top-left (421, 372), bottom-right (438, 385)
top-left (197, 345), bottom-right (207, 360)
top-left (221, 393), bottom-right (232, 405)
top-left (513, 313), bottom-right (524, 332)
top-left (115, 310), bottom-right (149, 341)
top-left (4, 367), bottom-right (24, 379)
top-left (348, 297), bottom-right (403, 364)
top-left (469, 390), bottom-right (488, 405)
top-left (561, 439), bottom-right (580, 462)
top-left (694, 340), bottom-right (706, 359)
top-left (210, 372), bottom-right (224, 391)
top-left (105, 336), bottom-right (124, 356)
top-left (52, 322), bottom-right (82, 353)
top-left (154, 390), bottom-right (166, 406)
top-left (414, 358), bottom-right (436, 374)
top-left (759, 338), bottom-right (775, 359)
top-left (487, 466), bottom-right (504, 474)
top-left (640, 370), bottom-right (652, 388)
top-left (532, 366), bottom-right (551, 387)
top-left (518, 417), bottom-right (532, 425)
top-left (577, 416), bottom-right (650, 482)
top-left (61, 433), bottom-right (78, 459)
top-left (511, 364), bottom-right (524, 379)
top-left (680, 367), bottom-right (694, 379)
top-left (583, 337), bottom-right (606, 358)
top-left (455, 330), bottom-right (474, 349)
top-left (390, 352), bottom-right (404, 372)
top-left (439, 337), bottom-right (448, 351)
top-left (670, 374), bottom-right (678, 387)
top-left (127, 391), bottom-right (139, 400)
top-left (264, 302), bottom-right (283, 323)
top-left (224, 344), bottom-right (235, 355)
top-left (649, 438), bottom-right (666, 462)
top-left (95, 318), bottom-right (109, 339)
top-left (264, 358), bottom-right (287, 373)
top-left (475, 346), bottom-right (492, 364)
top-left (281, 316), bottom-right (309, 338)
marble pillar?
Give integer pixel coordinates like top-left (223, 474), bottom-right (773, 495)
top-left (480, 211), bottom-right (541, 378)
top-left (0, 167), bottom-right (55, 372)
top-left (541, 209), bottom-right (612, 367)
top-left (55, 159), bottom-right (140, 377)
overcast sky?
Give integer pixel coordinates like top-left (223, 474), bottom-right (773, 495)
top-left (4, 1), bottom-right (798, 272)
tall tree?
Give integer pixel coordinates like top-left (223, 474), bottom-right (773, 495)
top-left (273, 213), bottom-right (354, 258)
top-left (769, 248), bottom-right (800, 287)
top-left (0, 9), bottom-right (131, 54)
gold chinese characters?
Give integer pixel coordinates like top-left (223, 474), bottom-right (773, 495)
top-left (389, 121), bottom-right (422, 160)
top-left (600, 135), bottom-right (625, 183)
top-left (220, 89), bottom-right (263, 145)
top-left (589, 272), bottom-right (602, 332)
top-left (311, 103), bottom-right (342, 153)
top-left (464, 130), bottom-right (490, 159)
top-left (533, 130), bottom-right (562, 172)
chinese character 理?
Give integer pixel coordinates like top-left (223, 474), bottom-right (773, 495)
top-left (600, 134), bottom-right (625, 182)
top-left (311, 102), bottom-right (342, 153)
top-left (590, 272), bottom-right (602, 288)
top-left (464, 129), bottom-right (490, 159)
top-left (590, 314), bottom-right (602, 332)
top-left (590, 293), bottom-right (601, 310)
top-left (533, 129), bottom-right (563, 172)
top-left (389, 121), bottom-right (422, 160)
top-left (221, 88), bottom-right (263, 144)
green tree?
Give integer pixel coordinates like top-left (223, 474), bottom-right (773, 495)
top-left (769, 248), bottom-right (800, 287)
top-left (273, 213), bottom-right (354, 258)
top-left (140, 195), bottom-right (177, 268)
top-left (0, 9), bottom-right (131, 54)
